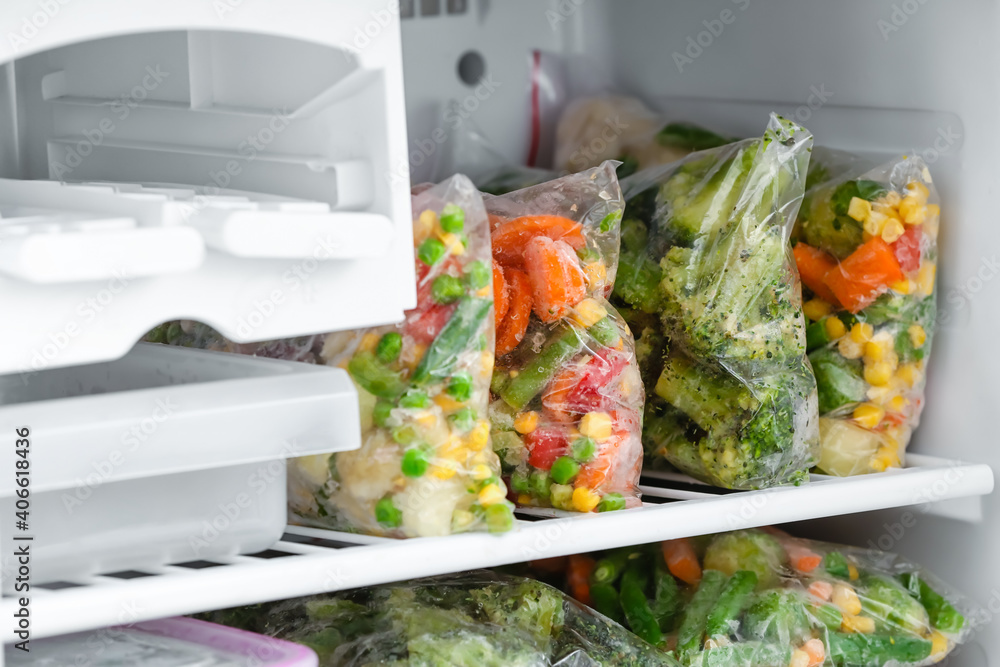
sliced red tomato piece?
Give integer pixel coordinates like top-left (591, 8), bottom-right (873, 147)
top-left (891, 226), bottom-right (922, 274)
top-left (525, 427), bottom-right (570, 471)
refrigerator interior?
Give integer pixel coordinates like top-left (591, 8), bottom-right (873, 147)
top-left (399, 1), bottom-right (999, 664)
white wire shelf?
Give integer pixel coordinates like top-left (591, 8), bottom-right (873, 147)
top-left (2, 453), bottom-right (992, 643)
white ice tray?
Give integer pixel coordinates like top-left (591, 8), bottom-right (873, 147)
top-left (0, 343), bottom-right (360, 587)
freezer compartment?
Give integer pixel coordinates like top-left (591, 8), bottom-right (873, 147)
top-left (0, 343), bottom-right (360, 588)
top-left (0, 4), bottom-right (415, 373)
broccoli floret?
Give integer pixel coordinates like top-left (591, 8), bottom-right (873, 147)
top-left (471, 579), bottom-right (564, 644)
top-left (861, 574), bottom-right (930, 635)
top-left (703, 531), bottom-right (787, 590)
top-left (741, 589), bottom-right (812, 646)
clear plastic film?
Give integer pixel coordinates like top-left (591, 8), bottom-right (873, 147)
top-left (147, 176), bottom-right (514, 538)
top-left (546, 528), bottom-right (974, 667)
top-left (485, 162), bottom-right (645, 513)
top-left (794, 155), bottom-right (939, 476)
top-left (200, 571), bottom-right (680, 667)
top-left (612, 114), bottom-right (819, 490)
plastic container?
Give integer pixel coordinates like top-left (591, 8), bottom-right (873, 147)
top-left (0, 0), bottom-right (414, 374)
top-left (5, 617), bottom-right (318, 666)
top-left (0, 343), bottom-right (360, 588)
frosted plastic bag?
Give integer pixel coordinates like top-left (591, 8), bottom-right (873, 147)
top-left (202, 571), bottom-right (679, 667)
top-left (793, 155), bottom-right (939, 476)
top-left (554, 96), bottom-right (733, 177)
top-left (550, 528), bottom-right (973, 667)
top-left (485, 162), bottom-right (644, 513)
top-left (612, 114), bottom-right (819, 490)
top-left (148, 176), bottom-right (514, 538)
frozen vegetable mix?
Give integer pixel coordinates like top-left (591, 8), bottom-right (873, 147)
top-left (613, 114), bottom-right (819, 489)
top-left (794, 155), bottom-right (939, 476)
top-left (148, 176), bottom-right (514, 538)
top-left (203, 571), bottom-right (679, 667)
top-left (546, 528), bottom-right (973, 667)
top-left (485, 162), bottom-right (645, 513)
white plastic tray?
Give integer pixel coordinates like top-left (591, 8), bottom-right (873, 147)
top-left (0, 454), bottom-right (990, 642)
top-left (0, 343), bottom-right (360, 586)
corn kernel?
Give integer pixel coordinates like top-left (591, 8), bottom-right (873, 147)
top-left (509, 370), bottom-right (519, 379)
top-left (434, 393), bottom-right (464, 413)
top-left (881, 218), bottom-right (905, 243)
top-left (864, 209), bottom-right (888, 237)
top-left (572, 486), bottom-right (601, 512)
top-left (583, 262), bottom-right (607, 290)
top-left (517, 493), bottom-right (533, 505)
top-left (906, 181), bottom-right (930, 204)
top-left (430, 463), bottom-right (457, 480)
top-left (863, 340), bottom-right (885, 362)
top-left (478, 483), bottom-right (505, 506)
top-left (414, 209), bottom-right (438, 245)
top-left (848, 563), bottom-right (859, 580)
top-left (400, 343), bottom-right (426, 372)
top-left (889, 395), bottom-right (909, 412)
top-left (890, 279), bottom-right (913, 294)
top-left (803, 299), bottom-right (833, 321)
top-left (467, 420), bottom-right (490, 451)
top-left (899, 197), bottom-right (927, 225)
top-left (513, 411), bottom-right (540, 435)
top-left (415, 411), bottom-right (438, 429)
top-left (441, 232), bottom-right (465, 255)
top-left (929, 630), bottom-right (949, 657)
top-left (359, 332), bottom-right (380, 353)
top-left (864, 361), bottom-right (893, 387)
top-left (825, 317), bottom-right (847, 340)
top-left (579, 411), bottom-right (613, 440)
top-left (850, 322), bottom-right (874, 343)
top-left (475, 286), bottom-right (491, 298)
top-left (841, 614), bottom-right (876, 634)
top-left (848, 197), bottom-right (872, 222)
top-left (471, 463), bottom-right (493, 481)
top-left (480, 350), bottom-right (494, 376)
top-left (789, 649), bottom-right (810, 667)
top-left (870, 446), bottom-right (901, 473)
top-left (451, 509), bottom-right (475, 529)
top-left (838, 336), bottom-right (864, 360)
top-left (572, 298), bottom-right (609, 328)
top-left (917, 262), bottom-right (936, 296)
top-left (909, 324), bottom-right (927, 348)
top-left (867, 384), bottom-right (892, 404)
top-left (832, 584), bottom-right (862, 615)
top-left (896, 363), bottom-right (922, 388)
top-left (925, 203), bottom-right (941, 220)
top-left (883, 190), bottom-right (903, 208)
top-left (852, 403), bottom-right (885, 429)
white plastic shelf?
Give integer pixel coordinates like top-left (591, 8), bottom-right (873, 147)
top-left (2, 454), bottom-right (991, 643)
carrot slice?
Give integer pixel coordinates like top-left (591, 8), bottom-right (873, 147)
top-left (496, 268), bottom-right (532, 356)
top-left (493, 261), bottom-right (509, 328)
top-left (567, 554), bottom-right (596, 606)
top-left (575, 447), bottom-right (615, 489)
top-left (542, 366), bottom-right (580, 423)
top-left (803, 638), bottom-right (826, 666)
top-left (662, 538), bottom-right (702, 586)
top-left (787, 543), bottom-right (823, 573)
top-left (823, 237), bottom-right (904, 313)
top-left (807, 580), bottom-right (833, 601)
top-left (792, 243), bottom-right (841, 305)
top-left (492, 215), bottom-right (586, 267)
top-left (488, 213), bottom-right (510, 233)
top-left (523, 236), bottom-right (587, 323)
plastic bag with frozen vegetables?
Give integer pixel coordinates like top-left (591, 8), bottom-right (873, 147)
top-left (612, 114), bottom-right (819, 490)
top-left (201, 571), bottom-right (679, 667)
top-left (543, 528), bottom-right (974, 667)
top-left (147, 176), bottom-right (514, 538)
top-left (793, 154), bottom-right (939, 476)
top-left (485, 162), bottom-right (645, 514)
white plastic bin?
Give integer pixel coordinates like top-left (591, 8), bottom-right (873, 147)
top-left (0, 343), bottom-right (360, 588)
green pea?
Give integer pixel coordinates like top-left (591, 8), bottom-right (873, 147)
top-left (373, 400), bottom-right (393, 428)
top-left (529, 470), bottom-right (551, 498)
top-left (445, 372), bottom-right (473, 402)
top-left (399, 389), bottom-right (431, 409)
top-left (418, 238), bottom-right (447, 266)
top-left (449, 407), bottom-right (477, 432)
top-left (375, 496), bottom-right (402, 528)
top-left (577, 246), bottom-right (600, 264)
top-left (550, 456), bottom-right (581, 485)
top-left (465, 260), bottom-right (490, 289)
top-left (401, 447), bottom-right (430, 477)
top-left (440, 204), bottom-right (465, 233)
top-left (485, 503), bottom-right (514, 533)
top-left (431, 275), bottom-right (465, 304)
top-left (570, 437), bottom-right (598, 462)
top-left (510, 469), bottom-right (530, 494)
top-left (597, 492), bottom-right (626, 512)
top-left (375, 332), bottom-right (402, 364)
top-left (392, 425), bottom-right (418, 445)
